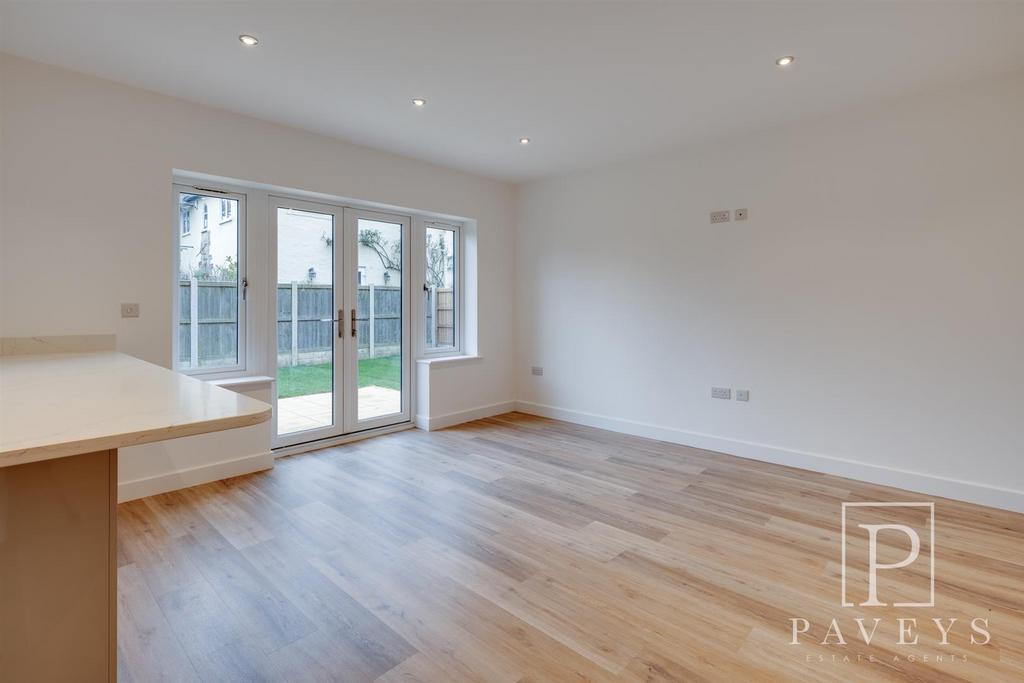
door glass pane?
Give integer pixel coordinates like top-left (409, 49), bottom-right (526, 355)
top-left (177, 192), bottom-right (240, 369)
top-left (276, 208), bottom-right (335, 435)
top-left (356, 218), bottom-right (403, 419)
top-left (425, 226), bottom-right (456, 350)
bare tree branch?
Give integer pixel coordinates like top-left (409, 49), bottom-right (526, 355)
top-left (358, 228), bottom-right (402, 275)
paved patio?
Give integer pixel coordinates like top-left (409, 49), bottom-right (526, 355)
top-left (278, 386), bottom-right (401, 435)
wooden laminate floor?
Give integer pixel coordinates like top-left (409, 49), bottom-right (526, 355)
top-left (116, 413), bottom-right (1024, 682)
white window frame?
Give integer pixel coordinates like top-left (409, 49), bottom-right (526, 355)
top-left (343, 207), bottom-right (413, 433)
top-left (172, 183), bottom-right (247, 376)
top-left (422, 220), bottom-right (463, 357)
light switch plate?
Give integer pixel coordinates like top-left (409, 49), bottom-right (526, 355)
top-left (736, 389), bottom-right (750, 402)
top-left (734, 208), bottom-right (748, 221)
top-left (531, 366), bottom-right (544, 376)
top-left (121, 303), bottom-right (140, 318)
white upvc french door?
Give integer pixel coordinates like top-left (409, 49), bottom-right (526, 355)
top-left (271, 197), bottom-right (345, 447)
top-left (271, 197), bottom-right (410, 448)
top-left (342, 208), bottom-right (411, 433)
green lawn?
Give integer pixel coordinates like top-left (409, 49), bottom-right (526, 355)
top-left (277, 356), bottom-right (400, 398)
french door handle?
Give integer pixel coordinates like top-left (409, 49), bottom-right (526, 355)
top-left (321, 309), bottom-right (356, 338)
top-left (320, 310), bottom-right (346, 338)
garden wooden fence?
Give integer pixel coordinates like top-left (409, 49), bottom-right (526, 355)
top-left (178, 279), bottom-right (453, 367)
top-left (425, 286), bottom-right (455, 348)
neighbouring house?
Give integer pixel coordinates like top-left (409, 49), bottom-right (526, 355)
top-left (179, 196), bottom-right (451, 289)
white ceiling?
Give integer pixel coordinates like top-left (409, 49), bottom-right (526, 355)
top-left (3, 2), bottom-right (1024, 182)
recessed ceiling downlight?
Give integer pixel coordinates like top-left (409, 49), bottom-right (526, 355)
top-left (239, 34), bottom-right (259, 46)
top-left (519, 137), bottom-right (530, 145)
top-left (412, 98), bottom-right (426, 107)
top-left (775, 55), bottom-right (795, 67)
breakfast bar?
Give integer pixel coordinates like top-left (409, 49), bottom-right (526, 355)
top-left (0, 350), bottom-right (271, 682)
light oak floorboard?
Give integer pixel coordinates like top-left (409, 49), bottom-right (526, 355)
top-left (117, 412), bottom-right (1024, 682)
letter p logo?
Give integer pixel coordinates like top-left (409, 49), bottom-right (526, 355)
top-left (858, 524), bottom-right (920, 606)
top-left (841, 503), bottom-right (934, 608)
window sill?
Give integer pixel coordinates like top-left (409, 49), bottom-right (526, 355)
top-left (416, 354), bottom-right (482, 368)
top-left (207, 375), bottom-right (275, 390)
top-left (176, 366), bottom-right (248, 382)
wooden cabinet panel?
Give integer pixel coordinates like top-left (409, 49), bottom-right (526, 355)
top-left (0, 450), bottom-right (116, 682)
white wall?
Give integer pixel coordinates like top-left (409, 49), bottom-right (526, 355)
top-left (117, 381), bottom-right (274, 503)
top-left (516, 71), bottom-right (1024, 511)
top-left (0, 54), bottom-right (517, 488)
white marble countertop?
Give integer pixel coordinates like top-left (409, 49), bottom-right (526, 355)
top-left (0, 351), bottom-right (272, 467)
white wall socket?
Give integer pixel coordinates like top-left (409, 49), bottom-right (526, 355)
top-left (710, 210), bottom-right (731, 224)
top-left (121, 303), bottom-right (140, 318)
top-left (736, 389), bottom-right (750, 401)
top-left (712, 387), bottom-right (731, 399)
top-left (531, 366), bottom-right (544, 376)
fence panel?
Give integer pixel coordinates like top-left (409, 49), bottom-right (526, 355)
top-left (275, 283), bottom-right (333, 365)
top-left (372, 286), bottom-right (402, 349)
top-left (436, 289), bottom-right (454, 346)
top-left (425, 288), bottom-right (433, 347)
top-left (179, 279), bottom-right (238, 367)
top-left (296, 284), bottom-right (332, 358)
top-left (184, 281), bottom-right (408, 367)
top-left (425, 287), bottom-right (454, 349)
top-left (197, 281), bottom-right (238, 365)
top-left (352, 285), bottom-right (401, 356)
top-left (178, 283), bottom-right (191, 364)
top-left (276, 285), bottom-right (292, 361)
top-left (356, 286), bottom-right (371, 346)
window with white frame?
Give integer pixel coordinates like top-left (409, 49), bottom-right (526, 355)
top-left (424, 223), bottom-right (458, 352)
top-left (175, 186), bottom-right (245, 372)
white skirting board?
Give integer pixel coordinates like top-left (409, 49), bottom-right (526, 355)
top-left (118, 450), bottom-right (274, 502)
top-left (514, 400), bottom-right (1024, 514)
top-left (415, 401), bottom-right (516, 431)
